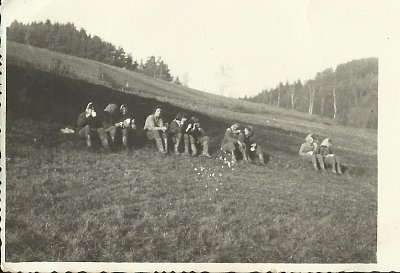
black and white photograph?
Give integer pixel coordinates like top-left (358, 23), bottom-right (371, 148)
top-left (1, 0), bottom-right (399, 271)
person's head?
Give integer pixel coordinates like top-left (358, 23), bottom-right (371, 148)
top-left (244, 125), bottom-right (253, 136)
top-left (153, 105), bottom-right (162, 117)
top-left (181, 112), bottom-right (188, 123)
top-left (321, 138), bottom-right (332, 147)
top-left (120, 104), bottom-right (128, 115)
top-left (191, 117), bottom-right (200, 127)
top-left (305, 133), bottom-right (314, 144)
top-left (104, 103), bottom-right (118, 114)
top-left (86, 102), bottom-right (95, 112)
top-left (231, 123), bottom-right (239, 132)
top-left (175, 112), bottom-right (182, 121)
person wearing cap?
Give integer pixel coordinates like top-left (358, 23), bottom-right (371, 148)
top-left (299, 133), bottom-right (325, 172)
top-left (169, 112), bottom-right (188, 155)
top-left (185, 116), bottom-right (212, 157)
top-left (143, 105), bottom-right (168, 155)
top-left (102, 103), bottom-right (119, 149)
top-left (115, 104), bottom-right (137, 150)
top-left (221, 123), bottom-right (247, 162)
top-left (241, 125), bottom-right (266, 166)
top-left (76, 102), bottom-right (109, 150)
top-left (318, 138), bottom-right (343, 175)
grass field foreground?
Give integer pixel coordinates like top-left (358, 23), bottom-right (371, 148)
top-left (6, 119), bottom-right (377, 263)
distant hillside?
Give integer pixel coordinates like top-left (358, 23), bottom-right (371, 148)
top-left (6, 40), bottom-right (378, 149)
top-left (245, 58), bottom-right (378, 129)
top-left (6, 20), bottom-right (174, 81)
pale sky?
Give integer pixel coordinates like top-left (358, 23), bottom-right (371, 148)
top-left (2, 0), bottom-right (380, 97)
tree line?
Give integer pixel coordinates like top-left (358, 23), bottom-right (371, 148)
top-left (7, 20), bottom-right (177, 82)
top-left (242, 58), bottom-right (378, 129)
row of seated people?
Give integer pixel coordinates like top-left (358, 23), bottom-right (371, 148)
top-left (76, 103), bottom-right (267, 165)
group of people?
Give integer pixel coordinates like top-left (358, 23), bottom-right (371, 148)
top-left (75, 103), bottom-right (267, 165)
top-left (76, 102), bottom-right (343, 172)
top-left (299, 133), bottom-right (343, 174)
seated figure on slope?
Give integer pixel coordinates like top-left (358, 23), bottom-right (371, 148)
top-left (76, 102), bottom-right (109, 150)
top-left (185, 116), bottom-right (212, 157)
top-left (143, 105), bottom-right (168, 155)
top-left (298, 133), bottom-right (325, 172)
top-left (115, 104), bottom-right (137, 150)
top-left (241, 125), bottom-right (266, 166)
top-left (221, 123), bottom-right (248, 163)
top-left (319, 138), bottom-right (343, 175)
top-left (169, 112), bottom-right (188, 155)
top-left (102, 103), bottom-right (119, 150)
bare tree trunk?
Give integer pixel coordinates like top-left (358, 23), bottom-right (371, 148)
top-left (291, 85), bottom-right (295, 110)
top-left (307, 85), bottom-right (314, 114)
top-left (277, 86), bottom-right (281, 107)
top-left (320, 96), bottom-right (324, 116)
top-left (332, 88), bottom-right (338, 119)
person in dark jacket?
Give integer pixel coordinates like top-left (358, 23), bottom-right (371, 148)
top-left (169, 112), bottom-right (188, 155)
top-left (299, 133), bottom-right (324, 172)
top-left (185, 116), bottom-right (212, 157)
top-left (318, 138), bottom-right (343, 174)
top-left (76, 102), bottom-right (109, 150)
top-left (221, 123), bottom-right (247, 162)
top-left (143, 105), bottom-right (168, 155)
top-left (115, 104), bottom-right (137, 149)
top-left (241, 125), bottom-right (266, 166)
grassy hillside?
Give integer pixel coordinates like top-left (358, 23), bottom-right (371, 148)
top-left (5, 43), bottom-right (377, 263)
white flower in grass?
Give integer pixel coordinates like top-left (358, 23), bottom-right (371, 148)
top-left (194, 168), bottom-right (198, 171)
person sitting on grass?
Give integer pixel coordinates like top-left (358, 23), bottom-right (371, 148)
top-left (76, 102), bottom-right (109, 150)
top-left (185, 116), bottom-right (212, 157)
top-left (115, 104), bottom-right (137, 150)
top-left (169, 112), bottom-right (188, 155)
top-left (319, 138), bottom-right (343, 175)
top-left (102, 103), bottom-right (119, 150)
top-left (143, 105), bottom-right (168, 155)
top-left (241, 125), bottom-right (266, 166)
top-left (299, 133), bottom-right (325, 172)
top-left (221, 123), bottom-right (247, 163)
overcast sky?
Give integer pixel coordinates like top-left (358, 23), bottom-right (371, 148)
top-left (3, 0), bottom-right (380, 97)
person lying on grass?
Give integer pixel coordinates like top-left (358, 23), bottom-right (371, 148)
top-left (221, 123), bottom-right (247, 163)
top-left (240, 125), bottom-right (266, 166)
top-left (102, 103), bottom-right (119, 150)
top-left (115, 104), bottom-right (137, 150)
top-left (319, 138), bottom-right (343, 175)
top-left (169, 112), bottom-right (188, 155)
top-left (185, 116), bottom-right (212, 157)
top-left (76, 102), bottom-right (109, 150)
top-left (143, 105), bottom-right (168, 155)
top-left (298, 133), bottom-right (325, 172)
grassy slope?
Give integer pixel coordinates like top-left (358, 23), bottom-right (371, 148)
top-left (5, 42), bottom-right (377, 263)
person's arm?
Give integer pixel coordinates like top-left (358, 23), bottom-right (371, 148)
top-left (224, 129), bottom-right (238, 143)
top-left (299, 143), bottom-right (308, 156)
top-left (77, 112), bottom-right (90, 127)
top-left (169, 121), bottom-right (180, 134)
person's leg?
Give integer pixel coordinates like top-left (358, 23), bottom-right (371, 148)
top-left (256, 145), bottom-right (266, 166)
top-left (334, 155), bottom-right (343, 174)
top-left (323, 156), bottom-right (336, 173)
top-left (174, 133), bottom-right (182, 155)
top-left (162, 131), bottom-right (168, 153)
top-left (78, 125), bottom-right (92, 148)
top-left (184, 133), bottom-right (190, 156)
top-left (97, 127), bottom-right (109, 150)
top-left (316, 154), bottom-right (325, 171)
top-left (121, 127), bottom-right (130, 149)
top-left (239, 143), bottom-right (249, 162)
top-left (199, 136), bottom-right (212, 157)
top-left (222, 142), bottom-right (237, 162)
top-left (147, 130), bottom-right (166, 154)
top-left (305, 154), bottom-right (319, 172)
top-left (189, 135), bottom-right (197, 156)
